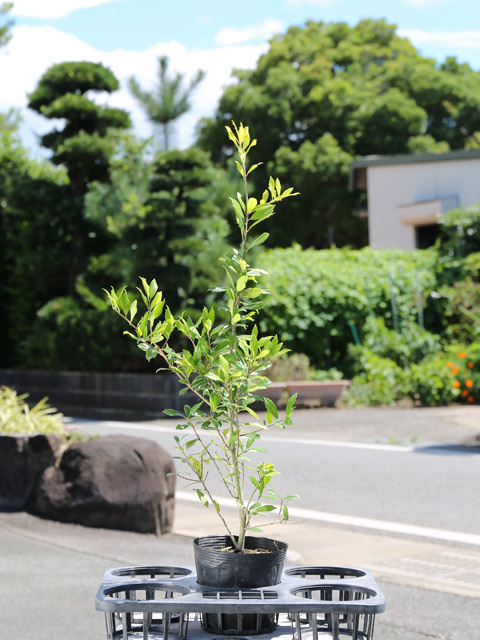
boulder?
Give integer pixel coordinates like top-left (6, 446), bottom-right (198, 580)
top-left (0, 434), bottom-right (62, 510)
top-left (33, 435), bottom-right (175, 534)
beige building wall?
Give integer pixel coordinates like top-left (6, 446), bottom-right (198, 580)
top-left (366, 157), bottom-right (480, 250)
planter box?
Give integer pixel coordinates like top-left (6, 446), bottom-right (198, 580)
top-left (256, 382), bottom-right (287, 402)
top-left (286, 380), bottom-right (351, 406)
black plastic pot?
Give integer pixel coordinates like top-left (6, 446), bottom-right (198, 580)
top-left (193, 535), bottom-right (288, 635)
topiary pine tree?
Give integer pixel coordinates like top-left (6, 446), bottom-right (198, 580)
top-left (28, 61), bottom-right (131, 295)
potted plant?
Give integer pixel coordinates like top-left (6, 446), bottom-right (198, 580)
top-left (106, 123), bottom-right (299, 632)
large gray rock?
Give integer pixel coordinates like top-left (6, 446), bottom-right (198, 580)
top-left (33, 435), bottom-right (175, 534)
top-left (0, 434), bottom-right (62, 509)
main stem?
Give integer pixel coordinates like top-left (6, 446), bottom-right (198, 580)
top-left (232, 146), bottom-right (250, 551)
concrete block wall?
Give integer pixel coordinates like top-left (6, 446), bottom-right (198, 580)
top-left (0, 369), bottom-right (196, 418)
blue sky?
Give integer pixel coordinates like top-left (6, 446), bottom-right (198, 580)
top-left (3, 0), bottom-right (480, 151)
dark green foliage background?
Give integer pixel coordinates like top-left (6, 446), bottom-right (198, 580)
top-left (257, 246), bottom-right (439, 376)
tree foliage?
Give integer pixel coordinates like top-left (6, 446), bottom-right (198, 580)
top-left (198, 19), bottom-right (480, 248)
top-left (128, 56), bottom-right (205, 150)
top-left (258, 245), bottom-right (439, 374)
top-left (88, 143), bottom-right (231, 313)
top-left (27, 61), bottom-right (131, 295)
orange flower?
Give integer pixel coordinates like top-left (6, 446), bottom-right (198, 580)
top-left (467, 396), bottom-right (475, 403)
top-left (468, 362), bottom-right (474, 368)
top-left (465, 379), bottom-right (474, 388)
top-left (451, 365), bottom-right (460, 375)
top-left (446, 361), bottom-right (453, 368)
top-left (452, 381), bottom-right (461, 388)
top-left (457, 352), bottom-right (468, 358)
top-left (462, 389), bottom-right (469, 397)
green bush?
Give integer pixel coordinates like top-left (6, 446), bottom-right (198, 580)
top-left (359, 317), bottom-right (442, 367)
top-left (439, 203), bottom-right (480, 261)
top-left (19, 279), bottom-right (148, 372)
top-left (343, 350), bottom-right (408, 406)
top-left (346, 338), bottom-right (480, 407)
top-left (407, 353), bottom-right (457, 406)
top-left (259, 245), bottom-right (438, 374)
top-left (0, 386), bottom-right (65, 436)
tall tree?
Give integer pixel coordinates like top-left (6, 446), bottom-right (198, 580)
top-left (198, 19), bottom-right (480, 248)
top-left (87, 144), bottom-right (230, 312)
top-left (128, 56), bottom-right (205, 150)
top-left (28, 61), bottom-right (131, 294)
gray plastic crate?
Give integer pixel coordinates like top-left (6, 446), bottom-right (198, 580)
top-left (95, 565), bottom-right (386, 640)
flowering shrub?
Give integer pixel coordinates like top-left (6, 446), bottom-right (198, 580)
top-left (445, 351), bottom-right (477, 403)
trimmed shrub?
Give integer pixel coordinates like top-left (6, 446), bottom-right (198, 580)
top-left (259, 245), bottom-right (438, 374)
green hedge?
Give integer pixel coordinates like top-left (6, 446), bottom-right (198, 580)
top-left (258, 246), bottom-right (439, 375)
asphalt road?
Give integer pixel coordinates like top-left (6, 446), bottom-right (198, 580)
top-left (72, 409), bottom-right (480, 537)
top-left (1, 406), bottom-right (479, 640)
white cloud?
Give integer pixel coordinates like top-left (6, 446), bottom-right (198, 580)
top-left (215, 19), bottom-right (284, 46)
top-left (399, 28), bottom-right (480, 49)
top-left (0, 25), bottom-right (267, 151)
top-left (11, 0), bottom-right (120, 19)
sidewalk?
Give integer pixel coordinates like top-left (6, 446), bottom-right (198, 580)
top-left (1, 406), bottom-right (479, 640)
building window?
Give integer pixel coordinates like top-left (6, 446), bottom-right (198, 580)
top-left (415, 224), bottom-right (440, 249)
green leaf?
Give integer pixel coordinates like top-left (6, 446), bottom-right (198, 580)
top-left (139, 276), bottom-right (150, 297)
top-left (128, 299), bottom-right (137, 321)
top-left (247, 162), bottom-right (263, 176)
top-left (164, 408), bottom-right (184, 417)
top-left (144, 346), bottom-right (157, 362)
top-left (248, 527), bottom-right (264, 532)
top-left (236, 275), bottom-right (247, 292)
top-left (246, 433), bottom-right (259, 449)
top-left (149, 279), bottom-right (158, 298)
top-left (250, 203), bottom-right (274, 221)
top-left (119, 291), bottom-right (131, 316)
top-left (254, 504), bottom-right (276, 512)
top-left (247, 232), bottom-right (269, 251)
top-left (235, 160), bottom-right (245, 177)
top-left (285, 393), bottom-right (297, 417)
top-left (246, 197), bottom-right (258, 212)
top-left (196, 489), bottom-right (209, 507)
top-left (242, 287), bottom-right (264, 299)
top-left (229, 197), bottom-right (245, 224)
top-left (268, 176), bottom-right (276, 196)
top-left (265, 488), bottom-right (281, 499)
top-left (245, 406), bottom-right (259, 420)
top-left (283, 506), bottom-right (289, 521)
top-left (210, 392), bottom-right (219, 410)
top-left (219, 354), bottom-right (229, 376)
top-left (263, 397), bottom-right (278, 419)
